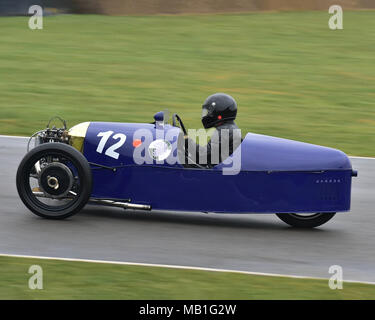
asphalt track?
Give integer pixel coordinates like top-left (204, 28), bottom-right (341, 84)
top-left (0, 136), bottom-right (374, 282)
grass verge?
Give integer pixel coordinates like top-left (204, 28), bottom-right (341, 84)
top-left (0, 256), bottom-right (374, 299)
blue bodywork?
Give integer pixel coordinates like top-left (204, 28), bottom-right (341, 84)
top-left (81, 120), bottom-right (353, 214)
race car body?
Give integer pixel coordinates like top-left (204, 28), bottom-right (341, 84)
top-left (16, 112), bottom-right (357, 228)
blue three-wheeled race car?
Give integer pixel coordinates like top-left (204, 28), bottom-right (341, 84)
top-left (16, 112), bottom-right (357, 228)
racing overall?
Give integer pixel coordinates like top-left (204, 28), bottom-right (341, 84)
top-left (184, 120), bottom-right (242, 168)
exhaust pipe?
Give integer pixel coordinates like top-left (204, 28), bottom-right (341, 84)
top-left (31, 191), bottom-right (152, 211)
top-left (90, 199), bottom-right (151, 211)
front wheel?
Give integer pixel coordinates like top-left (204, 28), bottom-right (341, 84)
top-left (16, 143), bottom-right (92, 219)
top-left (276, 212), bottom-right (336, 228)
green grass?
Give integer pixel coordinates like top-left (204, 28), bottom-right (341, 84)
top-left (0, 12), bottom-right (374, 155)
top-left (0, 256), bottom-right (374, 299)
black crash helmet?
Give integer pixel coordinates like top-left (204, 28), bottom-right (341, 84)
top-left (201, 93), bottom-right (237, 129)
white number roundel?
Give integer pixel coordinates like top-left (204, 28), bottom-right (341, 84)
top-left (148, 139), bottom-right (172, 161)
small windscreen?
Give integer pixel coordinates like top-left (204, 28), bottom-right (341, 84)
top-left (162, 109), bottom-right (170, 124)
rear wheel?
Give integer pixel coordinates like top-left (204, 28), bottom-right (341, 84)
top-left (276, 212), bottom-right (336, 228)
top-left (16, 143), bottom-right (92, 219)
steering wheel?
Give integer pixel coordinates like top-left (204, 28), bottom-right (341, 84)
top-left (172, 113), bottom-right (187, 136)
top-left (172, 113), bottom-right (205, 169)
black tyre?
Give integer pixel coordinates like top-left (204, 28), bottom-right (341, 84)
top-left (276, 212), bottom-right (336, 228)
top-left (16, 143), bottom-right (92, 219)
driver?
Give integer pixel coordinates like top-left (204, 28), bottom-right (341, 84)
top-left (184, 93), bottom-right (241, 168)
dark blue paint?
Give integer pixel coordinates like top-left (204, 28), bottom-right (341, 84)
top-left (82, 121), bottom-right (354, 214)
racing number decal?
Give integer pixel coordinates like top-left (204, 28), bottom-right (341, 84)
top-left (96, 131), bottom-right (127, 160)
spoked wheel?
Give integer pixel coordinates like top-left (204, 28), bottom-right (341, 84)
top-left (276, 212), bottom-right (336, 228)
top-left (16, 143), bottom-right (92, 219)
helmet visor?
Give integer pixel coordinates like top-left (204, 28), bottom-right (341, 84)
top-left (202, 108), bottom-right (209, 118)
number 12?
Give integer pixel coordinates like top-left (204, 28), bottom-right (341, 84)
top-left (96, 131), bottom-right (127, 160)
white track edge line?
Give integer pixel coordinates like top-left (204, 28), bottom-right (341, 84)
top-left (1, 253), bottom-right (374, 285)
top-left (0, 135), bottom-right (29, 139)
top-left (1, 135), bottom-right (374, 160)
top-left (349, 156), bottom-right (375, 160)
